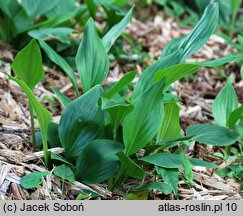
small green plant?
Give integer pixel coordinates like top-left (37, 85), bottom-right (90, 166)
top-left (0, 0), bottom-right (79, 46)
top-left (7, 39), bottom-right (52, 167)
top-left (8, 3), bottom-right (242, 198)
top-left (212, 78), bottom-right (243, 186)
top-left (151, 0), bottom-right (243, 37)
top-left (213, 78), bottom-right (243, 158)
top-left (37, 7), bottom-right (134, 96)
top-left (0, 0), bottom-right (130, 51)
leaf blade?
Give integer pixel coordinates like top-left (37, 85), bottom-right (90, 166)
top-left (12, 39), bottom-right (45, 90)
top-left (76, 18), bottom-right (109, 92)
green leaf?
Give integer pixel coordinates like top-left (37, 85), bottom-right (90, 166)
top-left (84, 0), bottom-right (98, 18)
top-left (39, 40), bottom-right (79, 96)
top-left (103, 0), bottom-right (128, 8)
top-left (153, 55), bottom-right (235, 88)
top-left (103, 70), bottom-right (137, 99)
top-left (101, 2), bottom-right (125, 30)
top-left (47, 122), bottom-right (61, 148)
top-left (189, 158), bottom-right (217, 168)
top-left (155, 167), bottom-right (179, 196)
top-left (115, 152), bottom-right (145, 182)
top-left (29, 28), bottom-right (73, 44)
top-left (7, 75), bottom-right (52, 161)
top-left (20, 0), bottom-right (58, 17)
top-left (123, 79), bottom-right (165, 156)
top-left (228, 105), bottom-right (243, 129)
top-left (101, 98), bottom-right (133, 132)
top-left (45, 0), bottom-right (76, 18)
top-left (29, 13), bottom-right (73, 30)
top-left (10, 3), bottom-right (32, 35)
top-left (187, 124), bottom-right (239, 146)
top-left (20, 171), bottom-right (50, 189)
top-left (76, 18), bottom-right (109, 92)
top-left (75, 193), bottom-right (90, 200)
top-left (124, 191), bottom-right (149, 200)
top-left (59, 85), bottom-right (104, 161)
top-left (213, 79), bottom-right (238, 127)
top-left (76, 139), bottom-right (124, 184)
top-left (144, 136), bottom-right (192, 153)
top-left (131, 182), bottom-right (172, 195)
top-left (161, 3), bottom-right (219, 60)
top-left (133, 51), bottom-right (182, 98)
top-left (181, 152), bottom-right (193, 184)
top-left (12, 39), bottom-right (45, 90)
top-left (102, 7), bottom-right (133, 52)
top-left (157, 101), bottom-right (180, 142)
top-left (231, 0), bottom-right (242, 35)
top-left (141, 153), bottom-right (217, 169)
top-left (51, 86), bottom-right (71, 107)
top-left (54, 165), bottom-right (75, 182)
top-left (140, 153), bottom-right (183, 168)
top-left (50, 152), bottom-right (75, 170)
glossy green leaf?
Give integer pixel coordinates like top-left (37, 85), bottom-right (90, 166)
top-left (101, 98), bottom-right (133, 132)
top-left (51, 86), bottom-right (71, 107)
top-left (140, 153), bottom-right (182, 168)
top-left (20, 171), bottom-right (50, 189)
top-left (155, 167), bottom-right (179, 196)
top-left (189, 158), bottom-right (217, 168)
top-left (115, 152), bottom-right (145, 182)
top-left (76, 18), bottom-right (109, 92)
top-left (187, 124), bottom-right (239, 146)
top-left (123, 79), bottom-right (165, 156)
top-left (54, 165), bottom-right (75, 182)
top-left (39, 40), bottom-right (79, 96)
top-left (154, 55), bottom-right (235, 88)
top-left (228, 105), bottom-right (243, 129)
top-left (30, 13), bottom-right (73, 30)
top-left (103, 70), bottom-right (137, 99)
top-left (0, 1), bottom-right (32, 36)
top-left (29, 27), bottom-right (73, 44)
top-left (144, 136), bottom-right (192, 153)
top-left (157, 101), bottom-right (180, 142)
top-left (59, 85), bottom-right (104, 161)
top-left (161, 3), bottom-right (219, 60)
top-left (181, 153), bottom-right (193, 184)
top-left (132, 182), bottom-right (172, 195)
top-left (213, 79), bottom-right (238, 127)
top-left (45, 0), bottom-right (76, 18)
top-left (133, 51), bottom-right (182, 98)
top-left (102, 7), bottom-right (133, 52)
top-left (7, 75), bottom-right (52, 161)
top-left (76, 139), bottom-right (124, 184)
top-left (141, 153), bottom-right (217, 168)
top-left (50, 152), bottom-right (75, 170)
top-left (12, 39), bottom-right (45, 90)
top-left (47, 122), bottom-right (61, 148)
top-left (20, 0), bottom-right (58, 17)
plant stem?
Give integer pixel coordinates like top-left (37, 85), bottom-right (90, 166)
top-left (29, 102), bottom-right (36, 151)
top-left (43, 143), bottom-right (50, 168)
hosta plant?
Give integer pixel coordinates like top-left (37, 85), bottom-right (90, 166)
top-left (6, 3), bottom-right (242, 198)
